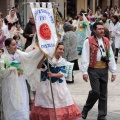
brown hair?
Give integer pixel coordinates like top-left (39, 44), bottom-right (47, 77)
top-left (56, 42), bottom-right (64, 49)
top-left (104, 27), bottom-right (110, 40)
top-left (0, 12), bottom-right (3, 18)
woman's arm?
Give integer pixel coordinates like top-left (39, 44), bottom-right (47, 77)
top-left (47, 72), bottom-right (63, 78)
top-left (37, 55), bottom-right (46, 69)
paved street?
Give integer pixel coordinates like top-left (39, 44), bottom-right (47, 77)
top-left (0, 56), bottom-right (120, 120)
top-left (67, 57), bottom-right (120, 120)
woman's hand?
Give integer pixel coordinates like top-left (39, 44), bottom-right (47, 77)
top-left (29, 34), bottom-right (34, 38)
top-left (47, 72), bottom-right (54, 77)
top-left (47, 72), bottom-right (63, 78)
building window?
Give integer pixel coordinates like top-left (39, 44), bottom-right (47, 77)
top-left (15, 0), bottom-right (27, 28)
top-left (67, 0), bottom-right (77, 18)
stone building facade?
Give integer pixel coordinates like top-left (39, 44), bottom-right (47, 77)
top-left (0, 0), bottom-right (120, 27)
top-left (0, 0), bottom-right (120, 19)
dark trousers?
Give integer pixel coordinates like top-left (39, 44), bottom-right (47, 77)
top-left (82, 67), bottom-right (108, 120)
top-left (115, 48), bottom-right (119, 62)
top-left (70, 59), bottom-right (79, 71)
top-left (70, 59), bottom-right (79, 82)
top-left (24, 40), bottom-right (32, 49)
top-left (111, 37), bottom-right (115, 54)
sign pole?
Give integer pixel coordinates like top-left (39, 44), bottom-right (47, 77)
top-left (47, 58), bottom-right (57, 120)
top-left (22, 2), bottom-right (58, 119)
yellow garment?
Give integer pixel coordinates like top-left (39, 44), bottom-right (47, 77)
top-left (94, 61), bottom-right (107, 68)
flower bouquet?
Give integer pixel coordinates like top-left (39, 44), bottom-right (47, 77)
top-left (0, 58), bottom-right (23, 76)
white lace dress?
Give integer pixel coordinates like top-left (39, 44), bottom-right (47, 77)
top-left (1, 52), bottom-right (29, 120)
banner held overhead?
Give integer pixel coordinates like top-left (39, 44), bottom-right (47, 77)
top-left (30, 3), bottom-right (58, 59)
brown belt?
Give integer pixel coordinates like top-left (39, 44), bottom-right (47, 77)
top-left (94, 61), bottom-right (107, 68)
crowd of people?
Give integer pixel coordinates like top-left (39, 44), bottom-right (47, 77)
top-left (0, 4), bottom-right (118, 120)
top-left (57, 5), bottom-right (120, 62)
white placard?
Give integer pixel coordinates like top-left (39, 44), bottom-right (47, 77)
top-left (31, 7), bottom-right (58, 58)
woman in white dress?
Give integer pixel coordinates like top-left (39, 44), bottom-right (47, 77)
top-left (1, 38), bottom-right (29, 120)
top-left (30, 42), bottom-right (82, 120)
top-left (4, 8), bottom-right (18, 38)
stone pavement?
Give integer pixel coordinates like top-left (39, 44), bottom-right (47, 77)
top-left (67, 58), bottom-right (120, 120)
top-left (0, 59), bottom-right (120, 120)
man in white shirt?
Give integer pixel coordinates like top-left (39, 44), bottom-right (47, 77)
top-left (81, 22), bottom-right (116, 120)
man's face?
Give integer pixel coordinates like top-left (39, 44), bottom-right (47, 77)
top-left (93, 25), bottom-right (104, 38)
top-left (29, 17), bottom-right (35, 24)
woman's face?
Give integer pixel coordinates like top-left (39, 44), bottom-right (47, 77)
top-left (111, 17), bottom-right (116, 23)
top-left (55, 45), bottom-right (64, 57)
top-left (17, 25), bottom-right (21, 30)
top-left (15, 38), bottom-right (19, 43)
top-left (11, 10), bottom-right (15, 15)
top-left (97, 11), bottom-right (100, 15)
top-left (6, 40), bottom-right (17, 54)
top-left (56, 22), bottom-right (60, 27)
top-left (79, 15), bottom-right (83, 21)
